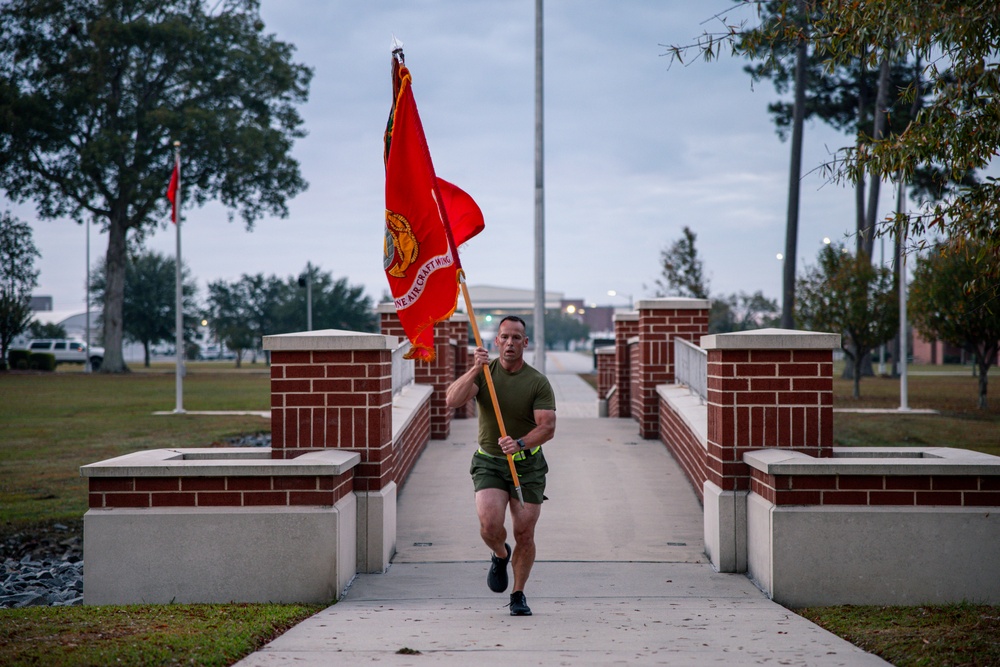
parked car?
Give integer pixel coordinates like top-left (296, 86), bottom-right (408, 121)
top-left (23, 339), bottom-right (105, 371)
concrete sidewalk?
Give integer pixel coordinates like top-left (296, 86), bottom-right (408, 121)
top-left (236, 352), bottom-right (889, 666)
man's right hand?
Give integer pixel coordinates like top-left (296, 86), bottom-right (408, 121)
top-left (473, 346), bottom-right (489, 367)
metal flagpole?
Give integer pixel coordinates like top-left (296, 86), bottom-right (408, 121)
top-left (85, 219), bottom-right (91, 373)
top-left (533, 0), bottom-right (546, 373)
top-left (898, 188), bottom-right (909, 412)
top-left (173, 141), bottom-right (185, 414)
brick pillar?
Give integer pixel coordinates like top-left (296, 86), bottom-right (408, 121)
top-left (448, 315), bottom-right (474, 419)
top-left (595, 346), bottom-right (615, 400)
top-left (700, 328), bottom-right (840, 572)
top-left (264, 331), bottom-right (395, 491)
top-left (612, 312), bottom-right (638, 418)
top-left (378, 303), bottom-right (457, 438)
top-left (263, 330), bottom-right (398, 573)
top-left (635, 299), bottom-right (710, 438)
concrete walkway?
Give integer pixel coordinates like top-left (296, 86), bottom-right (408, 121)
top-left (236, 352), bottom-right (889, 666)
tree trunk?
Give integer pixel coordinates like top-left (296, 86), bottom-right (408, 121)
top-left (143, 342), bottom-right (151, 368)
top-left (852, 353), bottom-right (862, 398)
top-left (100, 210), bottom-right (130, 373)
top-left (863, 54), bottom-right (892, 259)
top-left (781, 0), bottom-right (808, 330)
top-left (977, 343), bottom-right (997, 410)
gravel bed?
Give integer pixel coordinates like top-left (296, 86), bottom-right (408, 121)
top-left (1, 523), bottom-right (83, 608)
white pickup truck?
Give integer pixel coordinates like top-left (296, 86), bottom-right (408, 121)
top-left (25, 339), bottom-right (105, 370)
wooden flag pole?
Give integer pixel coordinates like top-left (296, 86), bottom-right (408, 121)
top-left (459, 273), bottom-right (525, 507)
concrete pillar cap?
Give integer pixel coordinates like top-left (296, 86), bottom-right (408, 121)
top-left (701, 328), bottom-right (840, 351)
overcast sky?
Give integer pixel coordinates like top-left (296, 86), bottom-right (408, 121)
top-left (13, 1), bottom-right (901, 316)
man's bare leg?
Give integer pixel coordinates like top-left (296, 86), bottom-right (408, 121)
top-left (476, 488), bottom-right (510, 560)
top-left (509, 499), bottom-right (541, 592)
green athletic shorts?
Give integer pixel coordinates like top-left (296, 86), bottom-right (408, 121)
top-left (470, 448), bottom-right (548, 505)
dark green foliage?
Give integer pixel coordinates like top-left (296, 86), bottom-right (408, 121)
top-left (0, 0), bottom-right (312, 371)
top-left (652, 226), bottom-right (709, 299)
top-left (710, 291), bottom-right (780, 334)
top-left (0, 211), bottom-right (40, 369)
top-left (910, 240), bottom-right (1000, 409)
top-left (7, 348), bottom-right (29, 369)
top-left (27, 322), bottom-right (68, 339)
top-left (206, 268), bottom-right (375, 366)
top-left (796, 242), bottom-right (897, 398)
top-left (28, 352), bottom-right (56, 371)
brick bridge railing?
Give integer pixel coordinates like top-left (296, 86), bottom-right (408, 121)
top-left (595, 298), bottom-right (1000, 607)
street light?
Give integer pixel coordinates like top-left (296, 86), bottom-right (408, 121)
top-left (607, 290), bottom-right (633, 309)
top-left (298, 262), bottom-right (313, 331)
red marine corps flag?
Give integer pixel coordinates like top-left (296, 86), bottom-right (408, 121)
top-left (383, 43), bottom-right (484, 361)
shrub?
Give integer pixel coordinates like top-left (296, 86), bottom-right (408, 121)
top-left (28, 352), bottom-right (56, 371)
top-left (7, 349), bottom-right (30, 370)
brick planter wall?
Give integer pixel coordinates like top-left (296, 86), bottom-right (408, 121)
top-left (749, 463), bottom-right (1000, 508)
top-left (744, 447), bottom-right (1000, 606)
top-left (81, 448), bottom-right (360, 605)
top-left (89, 473), bottom-right (355, 509)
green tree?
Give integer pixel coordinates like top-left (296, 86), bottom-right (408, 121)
top-left (651, 226), bottom-right (709, 299)
top-left (279, 266), bottom-right (377, 335)
top-left (796, 243), bottom-right (897, 398)
top-left (710, 291), bottom-right (780, 334)
top-left (0, 211), bottom-right (40, 369)
top-left (528, 310), bottom-right (589, 351)
top-left (671, 1), bottom-right (1000, 279)
top-left (205, 274), bottom-right (278, 367)
top-left (89, 251), bottom-right (198, 368)
top-left (910, 240), bottom-right (1000, 409)
top-left (28, 321), bottom-right (68, 339)
top-left (0, 0), bottom-right (312, 372)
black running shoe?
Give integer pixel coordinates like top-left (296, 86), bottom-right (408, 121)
top-left (508, 590), bottom-right (532, 616)
top-left (487, 543), bottom-right (511, 593)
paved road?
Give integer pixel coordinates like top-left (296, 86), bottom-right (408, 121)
top-left (236, 351), bottom-right (889, 666)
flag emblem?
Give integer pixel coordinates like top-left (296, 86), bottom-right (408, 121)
top-left (384, 209), bottom-right (419, 278)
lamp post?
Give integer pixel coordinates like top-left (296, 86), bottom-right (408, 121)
top-left (607, 289), bottom-right (633, 309)
top-left (298, 262), bottom-right (313, 331)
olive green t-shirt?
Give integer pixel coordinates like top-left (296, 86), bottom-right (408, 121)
top-left (473, 358), bottom-right (556, 456)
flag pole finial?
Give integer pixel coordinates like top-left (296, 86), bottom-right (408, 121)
top-left (391, 35), bottom-right (404, 64)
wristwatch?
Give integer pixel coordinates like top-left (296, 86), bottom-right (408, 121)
top-left (516, 438), bottom-right (526, 451)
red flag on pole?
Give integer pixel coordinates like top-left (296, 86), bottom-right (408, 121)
top-left (167, 158), bottom-right (180, 224)
top-left (383, 52), bottom-right (484, 361)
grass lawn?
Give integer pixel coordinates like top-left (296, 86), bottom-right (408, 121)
top-left (831, 362), bottom-right (1000, 457)
top-left (1, 363), bottom-right (271, 527)
top-left (0, 603), bottom-right (322, 667)
top-left (1, 360), bottom-right (998, 665)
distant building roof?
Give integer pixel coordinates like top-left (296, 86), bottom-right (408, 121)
top-left (463, 285), bottom-right (564, 311)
